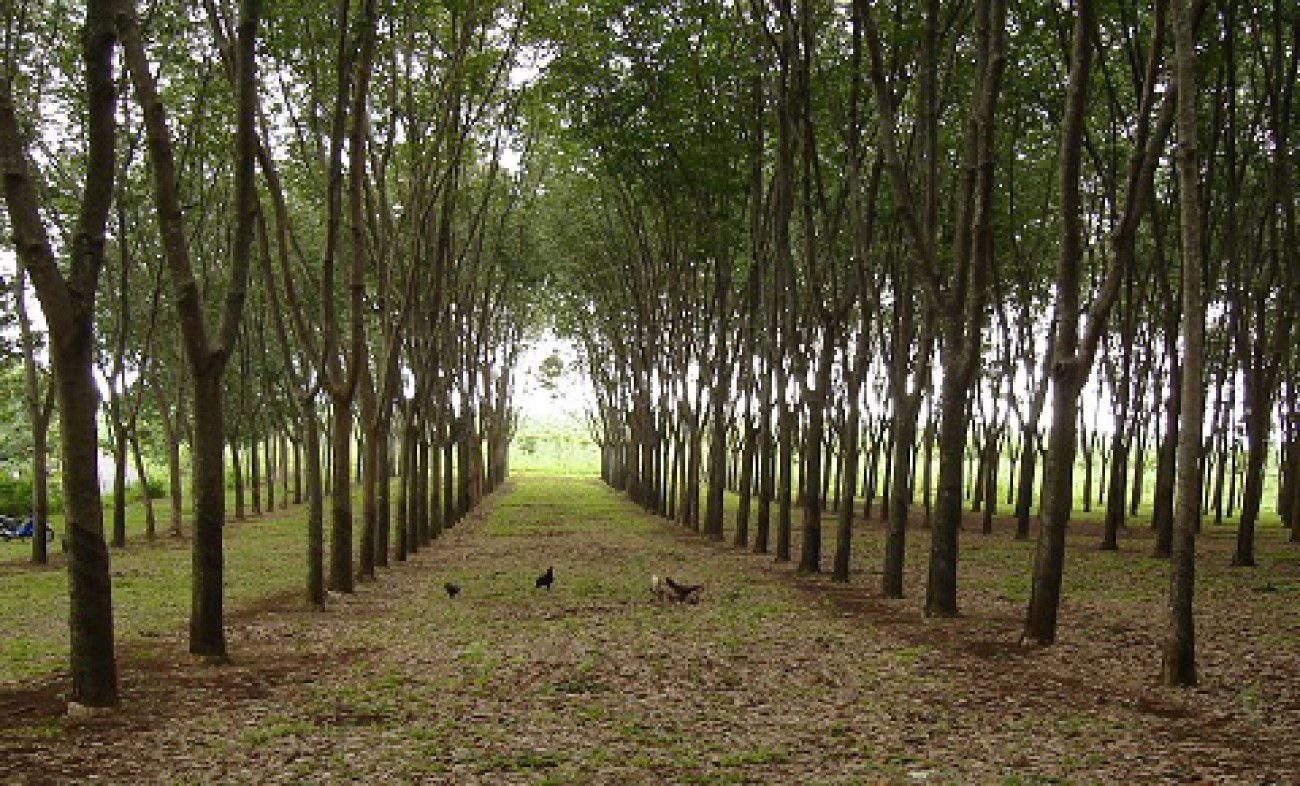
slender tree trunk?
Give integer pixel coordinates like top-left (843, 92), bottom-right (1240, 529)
top-left (328, 396), bottom-right (354, 593)
top-left (1130, 427), bottom-right (1147, 517)
top-left (1080, 428), bottom-right (1095, 514)
top-left (443, 434), bottom-right (455, 534)
top-left (15, 269), bottom-right (53, 563)
top-left (833, 403), bottom-right (862, 583)
top-left (293, 435), bottom-right (303, 505)
top-left (249, 430), bottom-right (262, 516)
top-left (358, 424), bottom-right (378, 581)
top-left (1232, 403), bottom-right (1267, 567)
top-left (755, 361), bottom-right (775, 554)
top-left (190, 371), bottom-right (228, 658)
top-left (1024, 370), bottom-right (1085, 643)
top-left (800, 331), bottom-right (835, 573)
top-left (1101, 428), bottom-right (1127, 550)
top-left (112, 422), bottom-right (128, 548)
top-left (704, 384), bottom-right (729, 542)
top-left (878, 388), bottom-right (916, 594)
top-left (1162, 0), bottom-right (1202, 686)
top-left (130, 432), bottom-right (157, 539)
top-left (395, 419), bottom-right (411, 563)
top-left (30, 397), bottom-right (52, 563)
top-left (735, 423), bottom-right (757, 549)
top-left (776, 402), bottom-right (795, 563)
top-left (927, 359), bottom-right (971, 618)
top-left (168, 422), bottom-right (184, 536)
top-left (1014, 424), bottom-right (1039, 539)
top-left (265, 434), bottom-right (275, 513)
top-left (303, 404), bottom-right (325, 609)
top-left (230, 438), bottom-right (245, 522)
top-left (1152, 357), bottom-right (1181, 557)
top-left (280, 433), bottom-right (290, 509)
top-left (376, 422), bottom-right (391, 569)
top-left (410, 429), bottom-right (425, 551)
top-left (981, 433), bottom-right (998, 534)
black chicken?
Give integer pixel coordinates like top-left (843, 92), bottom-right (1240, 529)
top-left (535, 566), bottom-right (554, 590)
top-left (664, 576), bottom-right (703, 604)
top-left (444, 582), bottom-right (461, 598)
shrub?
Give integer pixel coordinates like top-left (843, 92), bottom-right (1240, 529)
top-left (0, 476), bottom-right (32, 517)
top-left (0, 475), bottom-right (63, 517)
top-left (144, 477), bottom-right (167, 499)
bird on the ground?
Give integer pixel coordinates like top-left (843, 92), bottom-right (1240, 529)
top-left (535, 566), bottom-right (554, 590)
top-left (444, 582), bottom-right (461, 598)
top-left (664, 576), bottom-right (703, 604)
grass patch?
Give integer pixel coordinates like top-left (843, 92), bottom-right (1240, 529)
top-left (0, 489), bottom-right (369, 684)
top-left (241, 718), bottom-right (317, 745)
top-left (477, 750), bottom-right (563, 773)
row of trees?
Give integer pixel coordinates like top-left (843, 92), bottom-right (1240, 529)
top-left (547, 0), bottom-right (1295, 687)
top-left (2, 0), bottom-right (538, 708)
top-left (2, 0), bottom-right (1294, 708)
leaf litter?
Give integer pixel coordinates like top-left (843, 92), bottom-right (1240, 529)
top-left (0, 476), bottom-right (1297, 784)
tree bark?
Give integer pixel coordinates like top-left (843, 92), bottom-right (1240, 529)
top-left (1162, 0), bottom-right (1203, 686)
top-left (328, 396), bottom-right (354, 593)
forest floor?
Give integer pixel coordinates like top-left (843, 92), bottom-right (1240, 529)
top-left (1, 475), bottom-right (1298, 784)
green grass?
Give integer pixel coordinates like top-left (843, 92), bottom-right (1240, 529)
top-left (0, 487), bottom-right (347, 684)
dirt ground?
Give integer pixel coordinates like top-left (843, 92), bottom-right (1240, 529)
top-left (1, 476), bottom-right (1297, 784)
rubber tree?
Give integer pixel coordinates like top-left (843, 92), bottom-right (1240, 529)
top-left (118, 0), bottom-right (262, 658)
top-left (1022, 0), bottom-right (1184, 646)
top-left (0, 0), bottom-right (120, 706)
top-left (1161, 0), bottom-right (1205, 687)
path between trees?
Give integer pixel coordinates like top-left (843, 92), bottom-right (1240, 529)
top-left (1, 476), bottom-right (1296, 783)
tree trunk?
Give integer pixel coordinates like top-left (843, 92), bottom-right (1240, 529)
top-left (167, 420), bottom-right (184, 536)
top-left (882, 397), bottom-right (920, 598)
top-left (1129, 426), bottom-right (1147, 517)
top-left (1080, 428), bottom-right (1095, 514)
top-left (358, 422), bottom-right (378, 582)
top-left (1162, 0), bottom-right (1203, 686)
top-left (410, 430), bottom-right (426, 551)
top-left (926, 355), bottom-right (971, 618)
top-left (980, 433), bottom-right (998, 534)
top-left (15, 268), bottom-right (53, 564)
top-left (280, 433), bottom-right (290, 509)
top-left (1100, 429), bottom-right (1127, 550)
top-left (130, 432), bottom-right (157, 539)
top-left (754, 357), bottom-right (775, 554)
top-left (1232, 401), bottom-right (1267, 567)
top-left (58, 337), bottom-right (119, 704)
top-left (440, 434), bottom-right (453, 537)
top-left (376, 422), bottom-right (391, 569)
top-left (704, 383), bottom-right (729, 542)
top-left (230, 438), bottom-right (245, 522)
top-left (293, 435), bottom-right (303, 505)
top-left (1024, 368), bottom-right (1085, 644)
top-left (799, 331), bottom-right (835, 573)
top-left (30, 394), bottom-right (52, 563)
top-left (328, 396), bottom-right (354, 593)
top-left (1014, 424), bottom-right (1039, 539)
top-left (190, 371), bottom-right (229, 658)
top-left (264, 435), bottom-right (275, 513)
top-left (776, 402), bottom-right (795, 563)
top-left (249, 430), bottom-right (262, 516)
top-left (112, 422), bottom-right (128, 548)
top-left (1152, 357), bottom-right (1181, 557)
top-left (303, 402), bottom-right (325, 609)
top-left (735, 423), bottom-right (757, 549)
